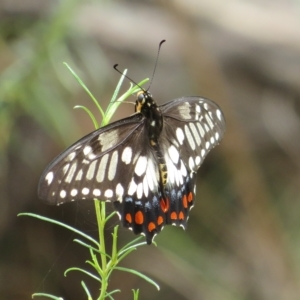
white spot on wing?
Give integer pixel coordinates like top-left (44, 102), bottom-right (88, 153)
top-left (184, 124), bottom-right (196, 150)
top-left (76, 169), bottom-right (83, 181)
top-left (132, 151), bottom-right (141, 165)
top-left (135, 156), bottom-right (147, 176)
top-left (96, 153), bottom-right (109, 182)
top-left (121, 146), bottom-right (132, 164)
top-left (128, 179), bottom-right (137, 196)
top-left (98, 129), bottom-right (119, 152)
top-left (168, 145), bottom-right (179, 164)
top-left (62, 163), bottom-right (70, 175)
top-left (83, 146), bottom-right (92, 156)
top-left (88, 153), bottom-right (96, 160)
top-left (189, 157), bottom-right (195, 170)
top-left (143, 175), bottom-right (149, 197)
top-left (204, 124), bottom-right (210, 132)
top-left (165, 154), bottom-right (175, 184)
top-left (71, 189), bottom-right (78, 197)
top-left (136, 182), bottom-right (143, 199)
top-left (104, 189), bottom-right (113, 198)
top-left (82, 187), bottom-right (89, 195)
top-left (178, 102), bottom-right (191, 119)
top-left (45, 172), bottom-right (54, 185)
top-left (93, 189), bottom-right (101, 197)
top-left (86, 160), bottom-right (97, 180)
top-left (195, 156), bottom-right (201, 166)
top-left (176, 128), bottom-right (185, 145)
top-left (115, 183), bottom-right (124, 201)
top-left (65, 162), bottom-right (77, 183)
top-left (67, 152), bottom-right (76, 161)
top-left (146, 159), bottom-right (156, 191)
top-left (205, 141), bottom-right (210, 149)
top-left (189, 123), bottom-right (201, 146)
top-left (174, 164), bottom-right (181, 185)
top-left (197, 123), bottom-right (205, 138)
top-left (60, 190), bottom-right (66, 198)
top-left (108, 150), bottom-right (118, 181)
top-left (205, 113), bottom-right (214, 129)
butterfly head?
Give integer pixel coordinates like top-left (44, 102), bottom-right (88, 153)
top-left (135, 90), bottom-right (156, 114)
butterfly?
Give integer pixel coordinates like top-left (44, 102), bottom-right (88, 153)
top-left (38, 88), bottom-right (225, 244)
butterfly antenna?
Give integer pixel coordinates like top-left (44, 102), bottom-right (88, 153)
top-left (113, 39), bottom-right (166, 92)
top-left (113, 64), bottom-right (145, 92)
top-left (147, 39), bottom-right (166, 91)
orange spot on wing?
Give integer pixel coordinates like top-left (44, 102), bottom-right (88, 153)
top-left (179, 211), bottom-right (185, 220)
top-left (187, 192), bottom-right (193, 203)
top-left (182, 195), bottom-right (188, 208)
top-left (125, 213), bottom-right (132, 223)
top-left (171, 212), bottom-right (177, 220)
top-left (135, 211), bottom-right (144, 225)
top-left (148, 222), bottom-right (156, 232)
top-left (160, 198), bottom-right (170, 213)
top-left (157, 216), bottom-right (164, 225)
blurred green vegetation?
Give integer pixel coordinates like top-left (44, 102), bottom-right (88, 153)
top-left (1, 1), bottom-right (300, 300)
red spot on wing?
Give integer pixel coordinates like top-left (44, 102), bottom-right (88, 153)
top-left (187, 192), bottom-right (193, 203)
top-left (148, 222), bottom-right (156, 232)
top-left (171, 212), bottom-right (177, 220)
top-left (135, 211), bottom-right (144, 225)
top-left (125, 213), bottom-right (132, 223)
top-left (179, 211), bottom-right (184, 220)
top-left (160, 197), bottom-right (170, 213)
top-left (157, 216), bottom-right (164, 225)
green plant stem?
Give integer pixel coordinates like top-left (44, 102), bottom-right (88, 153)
top-left (95, 200), bottom-right (108, 300)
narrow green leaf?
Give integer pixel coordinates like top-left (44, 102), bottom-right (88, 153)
top-left (64, 267), bottom-right (101, 282)
top-left (74, 105), bottom-right (99, 129)
top-left (105, 289), bottom-right (121, 299)
top-left (114, 266), bottom-right (160, 291)
top-left (32, 293), bottom-right (63, 300)
top-left (114, 248), bottom-right (136, 265)
top-left (64, 62), bottom-right (105, 119)
top-left (105, 211), bottom-right (118, 223)
top-left (81, 281), bottom-right (93, 300)
top-left (132, 289), bottom-right (139, 300)
top-left (102, 79), bottom-right (149, 126)
top-left (111, 225), bottom-right (119, 263)
top-left (73, 239), bottom-right (100, 253)
top-left (118, 239), bottom-right (146, 257)
top-left (109, 69), bottom-right (127, 104)
top-left (18, 213), bottom-right (99, 247)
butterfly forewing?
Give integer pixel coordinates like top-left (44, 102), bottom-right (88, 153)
top-left (38, 114), bottom-right (145, 204)
top-left (161, 97), bottom-right (225, 172)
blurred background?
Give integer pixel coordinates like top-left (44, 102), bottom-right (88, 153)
top-left (1, 0), bottom-right (300, 299)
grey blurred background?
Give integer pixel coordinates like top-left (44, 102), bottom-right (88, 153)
top-left (1, 0), bottom-right (300, 299)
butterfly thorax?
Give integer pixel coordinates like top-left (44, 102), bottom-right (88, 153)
top-left (135, 91), bottom-right (167, 187)
top-left (135, 91), bottom-right (163, 138)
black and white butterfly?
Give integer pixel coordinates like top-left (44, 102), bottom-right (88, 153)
top-left (38, 89), bottom-right (225, 244)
